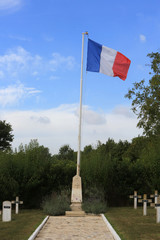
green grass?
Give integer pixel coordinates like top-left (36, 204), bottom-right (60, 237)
top-left (0, 209), bottom-right (46, 240)
top-left (105, 207), bottom-right (160, 240)
top-left (1, 207), bottom-right (160, 240)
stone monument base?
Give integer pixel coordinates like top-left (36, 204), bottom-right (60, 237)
top-left (65, 210), bottom-right (85, 217)
top-left (70, 202), bottom-right (82, 211)
top-left (65, 202), bottom-right (85, 217)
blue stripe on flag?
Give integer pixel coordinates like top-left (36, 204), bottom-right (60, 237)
top-left (86, 39), bottom-right (102, 72)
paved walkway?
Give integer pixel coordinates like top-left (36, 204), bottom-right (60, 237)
top-left (35, 215), bottom-right (115, 240)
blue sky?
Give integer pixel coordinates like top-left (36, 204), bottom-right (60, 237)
top-left (0, 0), bottom-right (160, 154)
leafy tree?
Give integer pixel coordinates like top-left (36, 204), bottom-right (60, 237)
top-left (125, 52), bottom-right (160, 136)
top-left (124, 136), bottom-right (147, 162)
top-left (0, 120), bottom-right (14, 151)
top-left (83, 145), bottom-right (93, 154)
top-left (58, 145), bottom-right (74, 161)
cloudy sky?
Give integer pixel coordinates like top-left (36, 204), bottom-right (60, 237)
top-left (0, 0), bottom-right (159, 154)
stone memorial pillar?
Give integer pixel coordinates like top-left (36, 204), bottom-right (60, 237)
top-left (66, 174), bottom-right (85, 216)
top-left (2, 201), bottom-right (12, 222)
top-left (70, 175), bottom-right (82, 211)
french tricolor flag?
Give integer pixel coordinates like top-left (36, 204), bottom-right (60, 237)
top-left (86, 39), bottom-right (131, 81)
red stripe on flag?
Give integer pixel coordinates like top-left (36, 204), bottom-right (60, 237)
top-left (112, 51), bottom-right (131, 81)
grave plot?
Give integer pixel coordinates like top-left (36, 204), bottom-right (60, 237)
top-left (11, 196), bottom-right (23, 214)
top-left (138, 194), bottom-right (152, 216)
top-left (129, 191), bottom-right (141, 209)
top-left (2, 201), bottom-right (12, 222)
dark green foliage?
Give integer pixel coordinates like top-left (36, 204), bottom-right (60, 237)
top-left (0, 120), bottom-right (14, 151)
top-left (82, 201), bottom-right (107, 214)
top-left (80, 137), bottom-right (160, 206)
top-left (0, 136), bottom-right (160, 208)
top-left (82, 186), bottom-right (107, 214)
top-left (57, 144), bottom-right (75, 161)
top-left (125, 51), bottom-right (160, 137)
top-left (42, 190), bottom-right (71, 215)
top-left (0, 140), bottom-right (76, 208)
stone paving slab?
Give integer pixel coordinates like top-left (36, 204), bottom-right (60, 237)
top-left (35, 215), bottom-right (115, 240)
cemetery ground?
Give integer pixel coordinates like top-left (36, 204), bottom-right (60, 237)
top-left (105, 207), bottom-right (160, 240)
top-left (0, 209), bottom-right (46, 240)
top-left (0, 207), bottom-right (160, 240)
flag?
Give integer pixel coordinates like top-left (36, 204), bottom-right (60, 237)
top-left (86, 39), bottom-right (131, 81)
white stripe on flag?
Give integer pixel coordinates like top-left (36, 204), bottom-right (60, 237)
top-left (99, 45), bottom-right (117, 77)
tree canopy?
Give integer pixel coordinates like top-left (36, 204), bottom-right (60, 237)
top-left (0, 120), bottom-right (14, 151)
top-left (0, 136), bottom-right (160, 207)
top-left (125, 51), bottom-right (160, 137)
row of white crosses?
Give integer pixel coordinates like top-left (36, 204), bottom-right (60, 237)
top-left (2, 196), bottom-right (23, 222)
top-left (130, 190), bottom-right (160, 223)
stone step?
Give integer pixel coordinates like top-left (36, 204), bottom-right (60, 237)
top-left (65, 210), bottom-right (85, 217)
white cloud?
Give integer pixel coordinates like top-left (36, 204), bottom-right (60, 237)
top-left (0, 47), bottom-right (76, 81)
top-left (140, 34), bottom-right (146, 42)
top-left (0, 0), bottom-right (22, 11)
top-left (9, 35), bottom-right (31, 42)
top-left (0, 47), bottom-right (42, 80)
top-left (49, 53), bottom-right (76, 71)
top-left (75, 106), bottom-right (106, 125)
top-left (0, 84), bottom-right (41, 107)
top-left (30, 116), bottom-right (51, 124)
top-left (0, 47), bottom-right (31, 65)
top-left (112, 105), bottom-right (135, 118)
top-left (0, 104), bottom-right (142, 154)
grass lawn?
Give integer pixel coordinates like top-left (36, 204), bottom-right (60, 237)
top-left (0, 209), bottom-right (46, 240)
top-left (105, 207), bottom-right (160, 240)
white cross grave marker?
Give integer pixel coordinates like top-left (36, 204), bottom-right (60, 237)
top-left (138, 194), bottom-right (152, 216)
top-left (11, 196), bottom-right (23, 214)
top-left (2, 201), bottom-right (12, 222)
top-left (155, 196), bottom-right (160, 223)
top-left (129, 191), bottom-right (141, 209)
top-left (150, 190), bottom-right (159, 208)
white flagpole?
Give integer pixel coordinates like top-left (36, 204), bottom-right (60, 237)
top-left (77, 32), bottom-right (88, 176)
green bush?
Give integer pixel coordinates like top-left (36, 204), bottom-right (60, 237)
top-left (82, 200), bottom-right (107, 214)
top-left (82, 186), bottom-right (107, 214)
top-left (42, 190), bottom-right (71, 215)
